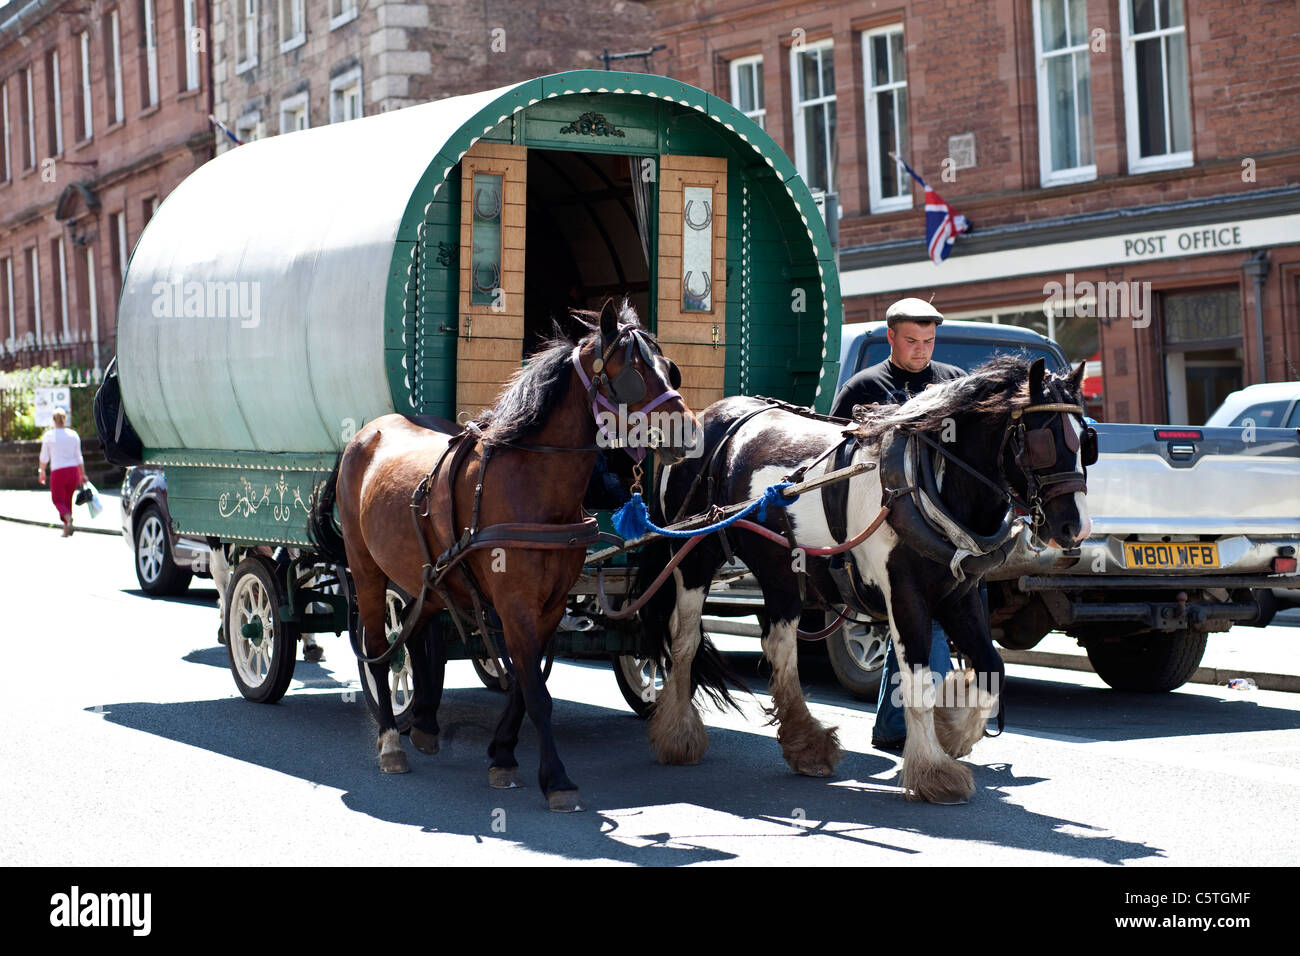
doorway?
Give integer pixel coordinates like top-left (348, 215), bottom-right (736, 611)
top-left (524, 150), bottom-right (651, 355)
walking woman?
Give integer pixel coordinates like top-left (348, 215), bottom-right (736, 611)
top-left (38, 407), bottom-right (86, 537)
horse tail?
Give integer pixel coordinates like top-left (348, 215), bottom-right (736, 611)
top-left (308, 455), bottom-right (348, 566)
top-left (634, 517), bottom-right (748, 715)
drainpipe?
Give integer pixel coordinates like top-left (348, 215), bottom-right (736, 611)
top-left (1242, 250), bottom-right (1270, 384)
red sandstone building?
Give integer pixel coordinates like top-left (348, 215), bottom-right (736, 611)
top-left (648, 0), bottom-right (1300, 424)
top-left (0, 0), bottom-right (214, 376)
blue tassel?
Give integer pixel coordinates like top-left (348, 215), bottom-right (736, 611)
top-left (612, 493), bottom-right (652, 540)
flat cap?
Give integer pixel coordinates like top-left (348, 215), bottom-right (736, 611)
top-left (885, 297), bottom-right (944, 324)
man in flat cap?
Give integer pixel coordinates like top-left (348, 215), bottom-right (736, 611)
top-left (831, 297), bottom-right (964, 413)
top-left (830, 297), bottom-right (966, 752)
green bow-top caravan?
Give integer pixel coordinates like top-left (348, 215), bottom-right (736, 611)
top-left (109, 70), bottom-right (843, 712)
top-left (116, 70), bottom-right (841, 549)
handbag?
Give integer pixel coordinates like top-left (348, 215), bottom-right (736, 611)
top-left (78, 481), bottom-right (103, 518)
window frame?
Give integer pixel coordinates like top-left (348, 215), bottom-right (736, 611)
top-left (862, 24), bottom-right (912, 213)
top-left (106, 9), bottom-right (125, 126)
top-left (1033, 0), bottom-right (1096, 186)
top-left (728, 54), bottom-right (765, 129)
top-left (140, 0), bottom-right (159, 109)
top-left (329, 67), bottom-right (362, 124)
top-left (47, 49), bottom-right (64, 157)
top-left (789, 38), bottom-right (837, 197)
top-left (329, 0), bottom-right (358, 31)
top-left (279, 91), bottom-right (310, 133)
top-left (235, 0), bottom-right (259, 74)
top-left (1119, 0), bottom-right (1193, 174)
top-left (280, 0), bottom-right (306, 53)
top-left (1, 83), bottom-right (9, 182)
top-left (78, 32), bottom-right (94, 140)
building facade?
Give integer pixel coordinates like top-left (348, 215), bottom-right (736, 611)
top-left (647, 0), bottom-right (1300, 424)
top-left (210, 0), bottom-right (658, 153)
top-left (0, 0), bottom-right (214, 375)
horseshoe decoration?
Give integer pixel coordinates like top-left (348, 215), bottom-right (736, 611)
top-left (682, 270), bottom-right (711, 311)
top-left (683, 199), bottom-right (713, 231)
top-left (473, 186), bottom-right (502, 221)
top-left (471, 261), bottom-right (501, 295)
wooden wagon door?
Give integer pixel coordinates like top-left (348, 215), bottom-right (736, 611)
top-left (456, 142), bottom-right (527, 420)
top-left (656, 155), bottom-right (727, 411)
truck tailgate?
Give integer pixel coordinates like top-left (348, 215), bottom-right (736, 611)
top-left (1084, 424), bottom-right (1300, 536)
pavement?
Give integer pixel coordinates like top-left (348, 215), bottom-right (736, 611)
top-left (0, 485), bottom-right (125, 537)
top-left (1, 486), bottom-right (1296, 689)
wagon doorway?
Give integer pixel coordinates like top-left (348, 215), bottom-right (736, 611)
top-left (522, 150), bottom-right (651, 353)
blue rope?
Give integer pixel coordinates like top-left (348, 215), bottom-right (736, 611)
top-left (612, 483), bottom-right (799, 541)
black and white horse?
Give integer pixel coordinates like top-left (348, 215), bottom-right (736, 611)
top-left (639, 357), bottom-right (1093, 804)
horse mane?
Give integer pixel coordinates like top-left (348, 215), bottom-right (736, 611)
top-left (855, 354), bottom-right (1051, 442)
top-left (479, 299), bottom-right (645, 445)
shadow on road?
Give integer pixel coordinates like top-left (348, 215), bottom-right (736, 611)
top-left (94, 679), bottom-right (1165, 865)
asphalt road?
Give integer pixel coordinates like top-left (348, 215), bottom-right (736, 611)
top-left (3, 519), bottom-right (1299, 866)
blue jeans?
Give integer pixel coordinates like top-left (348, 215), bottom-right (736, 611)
top-left (873, 622), bottom-right (952, 742)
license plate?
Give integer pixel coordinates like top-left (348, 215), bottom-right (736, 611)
top-left (1123, 541), bottom-right (1220, 570)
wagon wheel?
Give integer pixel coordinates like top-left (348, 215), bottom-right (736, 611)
top-left (356, 586), bottom-right (418, 733)
top-left (612, 654), bottom-right (663, 719)
top-left (471, 650), bottom-right (552, 691)
top-left (225, 556), bottom-right (300, 704)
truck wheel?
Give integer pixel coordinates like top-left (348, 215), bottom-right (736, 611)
top-left (1085, 628), bottom-right (1208, 692)
top-left (826, 620), bottom-right (888, 700)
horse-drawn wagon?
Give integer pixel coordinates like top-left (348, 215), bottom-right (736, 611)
top-left (104, 69), bottom-right (842, 721)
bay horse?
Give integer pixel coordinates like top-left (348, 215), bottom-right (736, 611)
top-left (310, 299), bottom-right (695, 812)
top-left (639, 357), bottom-right (1093, 804)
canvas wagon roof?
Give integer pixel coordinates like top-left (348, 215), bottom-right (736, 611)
top-left (117, 70), bottom-right (839, 454)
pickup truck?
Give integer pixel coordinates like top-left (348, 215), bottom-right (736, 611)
top-left (705, 320), bottom-right (1300, 696)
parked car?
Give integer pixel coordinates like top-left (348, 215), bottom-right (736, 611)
top-left (120, 466), bottom-right (211, 595)
top-left (1204, 381), bottom-right (1300, 429)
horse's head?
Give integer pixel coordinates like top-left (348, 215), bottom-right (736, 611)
top-left (1002, 358), bottom-right (1095, 550)
top-left (575, 298), bottom-right (699, 465)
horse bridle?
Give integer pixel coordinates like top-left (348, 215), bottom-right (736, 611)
top-left (997, 380), bottom-right (1097, 520)
top-left (571, 325), bottom-right (684, 464)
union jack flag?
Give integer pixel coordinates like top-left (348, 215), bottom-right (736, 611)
top-left (893, 156), bottom-right (970, 265)
top-left (208, 114), bottom-right (244, 147)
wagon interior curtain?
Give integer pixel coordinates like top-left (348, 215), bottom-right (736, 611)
top-left (631, 156), bottom-right (653, 267)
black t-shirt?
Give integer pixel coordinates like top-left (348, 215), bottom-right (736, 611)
top-left (830, 358), bottom-right (966, 417)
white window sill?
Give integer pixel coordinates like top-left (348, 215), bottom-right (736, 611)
top-left (1129, 151), bottom-right (1194, 175)
top-left (280, 35), bottom-right (305, 54)
top-left (329, 9), bottom-right (358, 30)
top-left (235, 58), bottom-right (258, 76)
top-left (869, 194), bottom-right (913, 215)
top-left (1042, 165), bottom-right (1097, 188)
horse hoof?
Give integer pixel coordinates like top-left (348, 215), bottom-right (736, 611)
top-left (795, 763), bottom-right (833, 778)
top-left (410, 727), bottom-right (440, 755)
top-left (303, 644), bottom-right (324, 663)
top-left (379, 751), bottom-right (409, 774)
top-left (489, 766), bottom-right (523, 789)
top-left (547, 790), bottom-right (586, 813)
